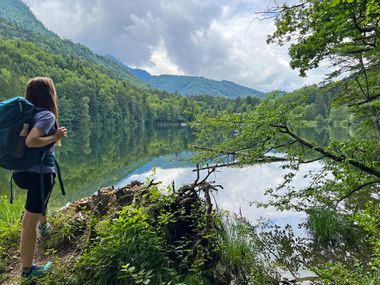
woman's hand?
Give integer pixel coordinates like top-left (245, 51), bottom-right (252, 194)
top-left (54, 127), bottom-right (68, 141)
top-left (26, 126), bottom-right (68, 148)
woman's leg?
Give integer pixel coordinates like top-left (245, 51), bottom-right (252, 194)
top-left (20, 210), bottom-right (42, 270)
top-left (39, 208), bottom-right (47, 225)
top-left (38, 207), bottom-right (51, 238)
top-left (18, 172), bottom-right (55, 273)
top-left (39, 173), bottom-right (54, 227)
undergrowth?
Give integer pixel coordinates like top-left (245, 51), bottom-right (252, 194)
top-left (35, 182), bottom-right (275, 285)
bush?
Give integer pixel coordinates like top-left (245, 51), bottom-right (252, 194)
top-left (36, 183), bottom-right (276, 285)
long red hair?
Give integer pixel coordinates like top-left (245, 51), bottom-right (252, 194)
top-left (25, 77), bottom-right (59, 127)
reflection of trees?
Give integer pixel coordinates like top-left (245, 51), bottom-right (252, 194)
top-left (329, 126), bottom-right (350, 142)
top-left (297, 127), bottom-right (330, 147)
top-left (302, 126), bottom-right (355, 149)
top-left (297, 123), bottom-right (352, 148)
top-left (0, 125), bottom-right (352, 197)
top-left (50, 127), bottom-right (195, 206)
top-left (68, 124), bottom-right (92, 155)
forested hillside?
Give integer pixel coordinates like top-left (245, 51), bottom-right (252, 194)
top-left (125, 65), bottom-right (266, 99)
top-left (0, 0), bottom-right (259, 129)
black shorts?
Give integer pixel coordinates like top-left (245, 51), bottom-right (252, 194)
top-left (12, 171), bottom-right (56, 214)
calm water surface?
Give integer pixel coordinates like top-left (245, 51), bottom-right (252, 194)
top-left (0, 125), bottom-right (349, 281)
top-left (0, 126), bottom-right (335, 231)
top-left (115, 153), bottom-right (321, 232)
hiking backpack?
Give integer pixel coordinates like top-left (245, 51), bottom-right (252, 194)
top-left (0, 96), bottom-right (65, 205)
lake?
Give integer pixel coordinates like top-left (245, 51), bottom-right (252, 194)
top-left (0, 125), bottom-right (351, 281)
top-left (0, 125), bottom-right (336, 232)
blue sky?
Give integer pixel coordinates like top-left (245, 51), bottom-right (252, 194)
top-left (24, 0), bottom-right (327, 92)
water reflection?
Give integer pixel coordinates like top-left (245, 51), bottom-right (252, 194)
top-left (116, 154), bottom-right (321, 234)
top-left (0, 123), bottom-right (347, 223)
top-left (0, 123), bottom-right (351, 281)
top-left (0, 126), bottom-right (196, 207)
top-left (296, 124), bottom-right (349, 147)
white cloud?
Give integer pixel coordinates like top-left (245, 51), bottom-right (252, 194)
top-left (143, 41), bottom-right (186, 75)
top-left (23, 0), bottom-right (326, 92)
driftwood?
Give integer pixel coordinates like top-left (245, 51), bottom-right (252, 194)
top-left (63, 180), bottom-right (145, 217)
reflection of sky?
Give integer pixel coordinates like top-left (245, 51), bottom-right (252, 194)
top-left (116, 155), bottom-right (322, 236)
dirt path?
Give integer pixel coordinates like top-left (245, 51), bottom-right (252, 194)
top-left (2, 235), bottom-right (59, 285)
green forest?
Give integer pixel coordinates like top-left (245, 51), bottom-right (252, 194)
top-left (1, 0), bottom-right (380, 284)
top-left (134, 74), bottom-right (266, 99)
top-left (0, 6), bottom-right (259, 129)
top-left (0, 35), bottom-right (259, 128)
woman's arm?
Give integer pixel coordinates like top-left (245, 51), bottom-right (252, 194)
top-left (25, 127), bottom-right (67, 148)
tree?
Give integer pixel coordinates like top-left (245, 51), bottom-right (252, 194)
top-left (194, 0), bottom-right (380, 282)
top-left (267, 0), bottom-right (380, 132)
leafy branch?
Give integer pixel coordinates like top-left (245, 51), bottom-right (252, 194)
top-left (271, 123), bottom-right (380, 178)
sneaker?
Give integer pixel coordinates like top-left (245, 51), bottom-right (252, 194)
top-left (21, 262), bottom-right (53, 280)
top-left (38, 223), bottom-right (52, 238)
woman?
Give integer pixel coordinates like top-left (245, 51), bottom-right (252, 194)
top-left (12, 77), bottom-right (68, 279)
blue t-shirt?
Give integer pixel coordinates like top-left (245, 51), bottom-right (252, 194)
top-left (16, 110), bottom-right (56, 173)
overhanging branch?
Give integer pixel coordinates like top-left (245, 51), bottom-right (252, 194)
top-left (270, 124), bottom-right (380, 178)
top-left (335, 180), bottom-right (380, 205)
top-left (348, 92), bottom-right (380, 107)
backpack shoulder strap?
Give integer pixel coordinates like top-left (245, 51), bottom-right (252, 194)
top-left (9, 173), bottom-right (14, 204)
top-left (54, 158), bottom-right (65, 196)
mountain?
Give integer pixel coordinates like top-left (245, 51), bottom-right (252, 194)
top-left (124, 66), bottom-right (266, 99)
top-left (0, 0), bottom-right (259, 129)
top-left (1, 0), bottom-right (265, 100)
top-left (0, 0), bottom-right (147, 88)
top-left (0, 0), bottom-right (47, 34)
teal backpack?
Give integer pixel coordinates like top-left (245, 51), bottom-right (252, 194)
top-left (0, 96), bottom-right (65, 210)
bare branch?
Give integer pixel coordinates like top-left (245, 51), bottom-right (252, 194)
top-left (193, 162), bottom-right (238, 172)
top-left (194, 163), bottom-right (200, 185)
top-left (193, 156), bottom-right (288, 172)
top-left (354, 76), bottom-right (368, 99)
top-left (359, 55), bottom-right (370, 98)
top-left (264, 140), bottom-right (297, 154)
top-left (193, 136), bottom-right (272, 157)
top-left (146, 179), bottom-right (161, 189)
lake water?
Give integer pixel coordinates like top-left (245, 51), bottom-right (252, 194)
top-left (0, 126), bottom-right (333, 233)
top-left (114, 152), bottom-right (322, 233)
top-left (0, 125), bottom-right (350, 281)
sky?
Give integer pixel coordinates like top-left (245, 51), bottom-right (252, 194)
top-left (23, 0), bottom-right (327, 92)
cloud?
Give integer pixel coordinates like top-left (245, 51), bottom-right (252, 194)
top-left (24, 0), bottom-right (326, 92)
top-left (145, 40), bottom-right (186, 75)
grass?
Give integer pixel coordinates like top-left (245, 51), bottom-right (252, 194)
top-left (0, 192), bottom-right (25, 278)
top-left (35, 183), bottom-right (278, 284)
top-left (216, 216), bottom-right (277, 285)
top-left (1, 182), bottom-right (280, 284)
top-left (306, 207), bottom-right (353, 247)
